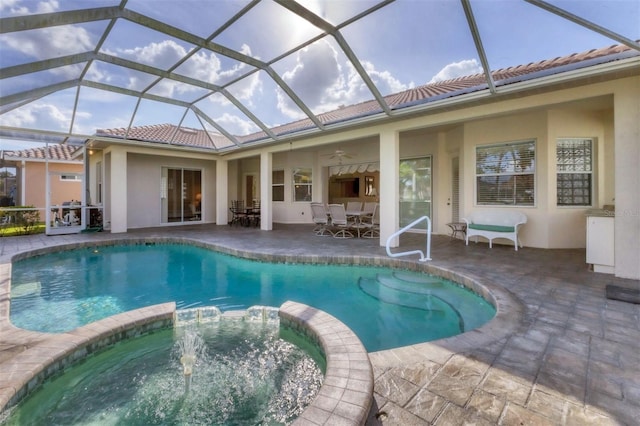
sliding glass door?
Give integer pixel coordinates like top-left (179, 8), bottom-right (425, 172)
top-left (399, 157), bottom-right (432, 230)
top-left (161, 167), bottom-right (202, 223)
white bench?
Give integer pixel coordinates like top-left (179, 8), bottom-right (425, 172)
top-left (463, 210), bottom-right (527, 251)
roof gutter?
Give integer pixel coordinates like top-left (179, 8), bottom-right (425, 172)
top-left (392, 52), bottom-right (640, 118)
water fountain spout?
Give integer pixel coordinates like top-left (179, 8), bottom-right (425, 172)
top-left (178, 329), bottom-right (205, 393)
top-left (180, 353), bottom-right (195, 392)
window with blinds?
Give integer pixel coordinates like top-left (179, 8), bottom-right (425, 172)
top-left (556, 138), bottom-right (592, 206)
top-left (476, 140), bottom-right (535, 206)
top-left (272, 170), bottom-right (284, 202)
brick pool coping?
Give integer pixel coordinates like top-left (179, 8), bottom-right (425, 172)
top-left (0, 299), bottom-right (373, 425)
top-left (281, 301), bottom-right (373, 425)
top-left (0, 237), bottom-right (524, 424)
top-left (0, 302), bottom-right (175, 413)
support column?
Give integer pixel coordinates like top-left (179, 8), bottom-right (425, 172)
top-left (379, 130), bottom-right (400, 247)
top-left (216, 158), bottom-right (228, 226)
top-left (20, 160), bottom-right (26, 206)
top-left (614, 78), bottom-right (640, 279)
top-left (260, 152), bottom-right (273, 230)
top-left (109, 147), bottom-right (127, 233)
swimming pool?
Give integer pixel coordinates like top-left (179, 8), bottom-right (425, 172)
top-left (10, 243), bottom-right (495, 352)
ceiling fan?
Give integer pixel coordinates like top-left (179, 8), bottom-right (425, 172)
top-left (323, 149), bottom-right (354, 164)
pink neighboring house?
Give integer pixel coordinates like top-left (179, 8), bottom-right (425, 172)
top-left (1, 145), bottom-right (83, 209)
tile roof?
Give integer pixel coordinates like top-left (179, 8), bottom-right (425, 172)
top-left (94, 42), bottom-right (637, 151)
top-left (96, 124), bottom-right (234, 150)
top-left (2, 144), bottom-right (82, 162)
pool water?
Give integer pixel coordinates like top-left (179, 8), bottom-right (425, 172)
top-left (1, 321), bottom-right (323, 425)
top-left (10, 243), bottom-right (495, 351)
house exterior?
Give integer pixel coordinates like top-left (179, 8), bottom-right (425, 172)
top-left (1, 145), bottom-right (83, 210)
top-left (84, 43), bottom-right (639, 280)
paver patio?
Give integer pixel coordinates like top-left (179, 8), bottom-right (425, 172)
top-left (1, 224), bottom-right (638, 425)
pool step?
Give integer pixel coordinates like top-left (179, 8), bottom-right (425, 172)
top-left (359, 277), bottom-right (449, 316)
top-left (377, 274), bottom-right (444, 295)
top-left (359, 275), bottom-right (465, 333)
top-left (392, 271), bottom-right (444, 285)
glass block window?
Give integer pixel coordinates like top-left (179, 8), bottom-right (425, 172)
top-left (292, 168), bottom-right (312, 202)
top-left (476, 140), bottom-right (535, 206)
top-left (272, 170), bottom-right (284, 202)
top-left (556, 138), bottom-right (592, 206)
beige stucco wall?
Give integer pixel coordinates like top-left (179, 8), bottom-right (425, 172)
top-left (92, 74), bottom-right (638, 277)
top-left (455, 106), bottom-right (614, 249)
top-left (546, 106), bottom-right (613, 248)
top-left (126, 153), bottom-right (216, 229)
top-left (224, 96), bottom-right (618, 249)
top-left (613, 77), bottom-right (640, 279)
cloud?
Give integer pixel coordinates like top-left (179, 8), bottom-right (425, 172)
top-left (361, 61), bottom-right (413, 95)
top-left (33, 0), bottom-right (58, 13)
top-left (0, 102), bottom-right (72, 131)
top-left (108, 40), bottom-right (259, 102)
top-left (276, 40), bottom-right (412, 119)
top-left (428, 59), bottom-right (483, 84)
top-left (180, 44), bottom-right (252, 85)
top-left (1, 25), bottom-right (94, 62)
top-left (116, 39), bottom-right (187, 71)
top-left (0, 1), bottom-right (94, 81)
top-left (0, 0), bottom-right (59, 15)
top-left (281, 41), bottom-right (341, 112)
top-left (214, 112), bottom-right (260, 136)
top-left (1, 1), bottom-right (92, 74)
top-left (225, 70), bottom-right (262, 105)
top-left (0, 0), bottom-right (28, 15)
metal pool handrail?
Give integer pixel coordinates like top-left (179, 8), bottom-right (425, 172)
top-left (385, 215), bottom-right (432, 262)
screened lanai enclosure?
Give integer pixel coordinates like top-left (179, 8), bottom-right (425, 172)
top-left (0, 0), bottom-right (639, 278)
top-left (2, 0), bottom-right (638, 149)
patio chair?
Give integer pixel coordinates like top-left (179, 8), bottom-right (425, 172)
top-left (345, 201), bottom-right (363, 216)
top-left (328, 203), bottom-right (355, 238)
top-left (362, 202), bottom-right (377, 216)
top-left (310, 202), bottom-right (332, 236)
top-left (229, 200), bottom-right (248, 226)
top-left (248, 199), bottom-right (261, 227)
top-left (361, 203), bottom-right (380, 238)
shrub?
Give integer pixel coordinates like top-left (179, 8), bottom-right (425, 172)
top-left (0, 206), bottom-right (42, 235)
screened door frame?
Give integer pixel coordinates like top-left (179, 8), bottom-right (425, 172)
top-left (451, 155), bottom-right (460, 223)
top-left (160, 166), bottom-right (202, 224)
top-left (399, 155), bottom-right (433, 232)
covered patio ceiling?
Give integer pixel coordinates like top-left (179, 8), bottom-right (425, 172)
top-left (1, 0), bottom-right (639, 153)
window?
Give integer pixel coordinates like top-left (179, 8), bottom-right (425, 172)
top-left (272, 170), bottom-right (284, 202)
top-left (476, 140), bottom-right (535, 206)
top-left (60, 174), bottom-right (82, 181)
top-left (292, 168), bottom-right (312, 202)
top-left (556, 138), bottom-right (592, 206)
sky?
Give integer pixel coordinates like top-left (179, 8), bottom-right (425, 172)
top-left (0, 0), bottom-right (638, 151)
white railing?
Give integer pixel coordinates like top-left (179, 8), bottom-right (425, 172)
top-left (385, 216), bottom-right (432, 262)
